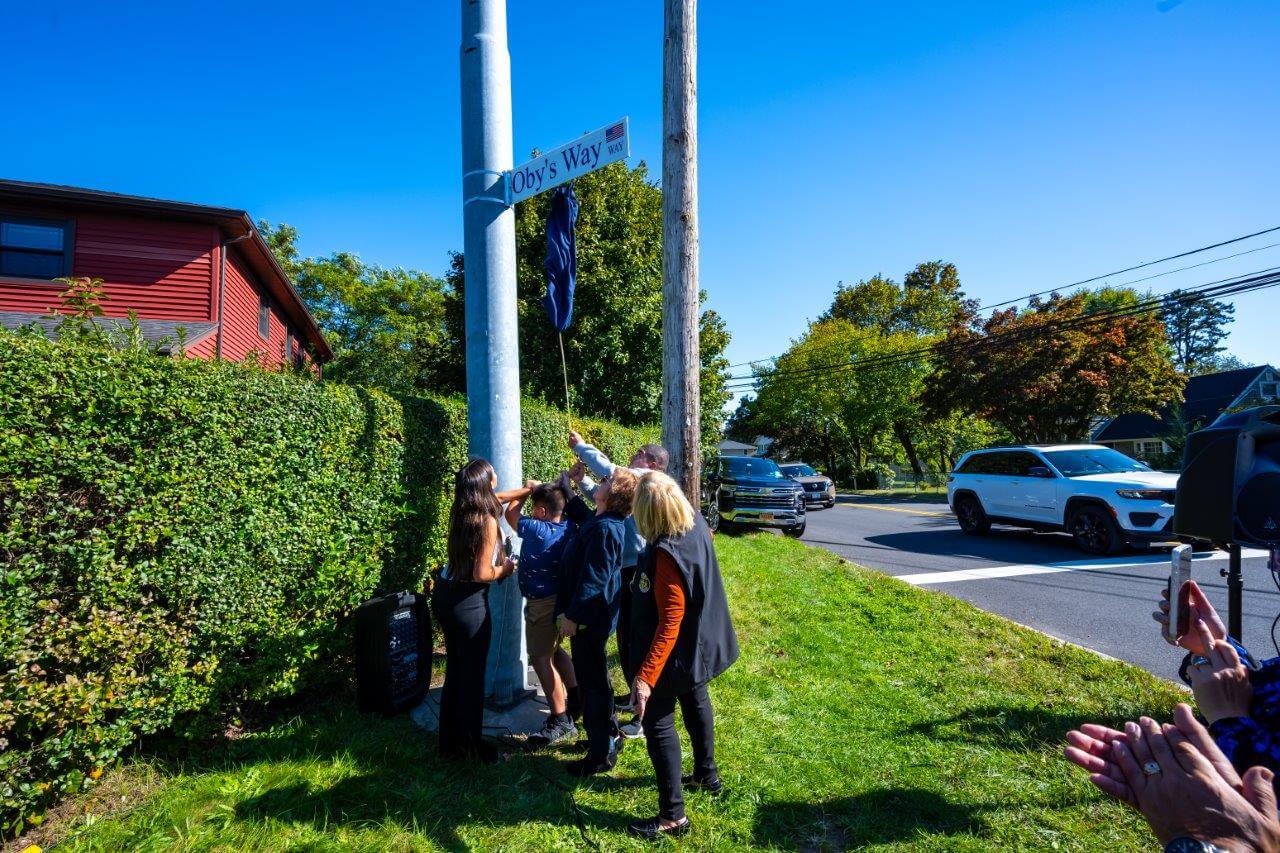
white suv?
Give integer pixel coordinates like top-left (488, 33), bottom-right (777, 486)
top-left (946, 444), bottom-right (1180, 555)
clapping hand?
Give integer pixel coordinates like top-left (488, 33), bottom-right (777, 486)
top-left (1064, 704), bottom-right (1279, 849)
top-left (569, 460), bottom-right (586, 484)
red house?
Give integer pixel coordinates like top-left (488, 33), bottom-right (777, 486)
top-left (0, 179), bottom-right (331, 369)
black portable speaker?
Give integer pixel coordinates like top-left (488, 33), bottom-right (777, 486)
top-left (1174, 405), bottom-right (1280, 546)
top-left (354, 591), bottom-right (433, 715)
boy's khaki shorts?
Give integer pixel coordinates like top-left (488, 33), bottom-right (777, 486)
top-left (524, 594), bottom-right (561, 658)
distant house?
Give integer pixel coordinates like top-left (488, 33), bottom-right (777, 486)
top-left (0, 179), bottom-right (331, 370)
top-left (717, 438), bottom-right (757, 457)
top-left (1092, 365), bottom-right (1279, 460)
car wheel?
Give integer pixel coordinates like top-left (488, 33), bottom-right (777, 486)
top-left (784, 522), bottom-right (806, 538)
top-left (1070, 505), bottom-right (1123, 556)
top-left (704, 490), bottom-right (734, 535)
top-left (954, 494), bottom-right (991, 535)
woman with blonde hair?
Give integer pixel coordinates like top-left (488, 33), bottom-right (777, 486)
top-left (625, 471), bottom-right (739, 840)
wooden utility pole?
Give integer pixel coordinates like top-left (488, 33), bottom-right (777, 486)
top-left (662, 0), bottom-right (701, 498)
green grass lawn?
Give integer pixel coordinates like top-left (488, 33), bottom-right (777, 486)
top-left (24, 534), bottom-right (1185, 852)
top-left (838, 487), bottom-right (948, 503)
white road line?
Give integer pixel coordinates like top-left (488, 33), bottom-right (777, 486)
top-left (898, 549), bottom-right (1268, 586)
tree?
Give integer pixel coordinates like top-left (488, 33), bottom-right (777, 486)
top-left (817, 262), bottom-right (979, 481)
top-left (260, 222), bottom-right (460, 395)
top-left (723, 396), bottom-right (757, 444)
top-left (449, 160), bottom-right (730, 428)
top-left (1209, 352), bottom-right (1250, 373)
top-left (1163, 290), bottom-right (1235, 375)
top-left (825, 261), bottom-right (976, 336)
top-left (925, 291), bottom-right (1183, 443)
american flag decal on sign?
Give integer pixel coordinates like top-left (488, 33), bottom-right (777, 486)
top-left (605, 122), bottom-right (625, 143)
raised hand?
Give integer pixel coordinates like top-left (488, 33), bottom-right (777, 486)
top-left (1153, 580), bottom-right (1226, 653)
top-left (568, 430), bottom-right (583, 449)
top-left (1186, 620), bottom-right (1253, 725)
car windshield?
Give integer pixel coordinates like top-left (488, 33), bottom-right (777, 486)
top-left (780, 464), bottom-right (818, 477)
top-left (1042, 448), bottom-right (1152, 477)
top-left (725, 457), bottom-right (786, 480)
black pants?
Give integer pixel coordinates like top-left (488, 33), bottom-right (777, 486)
top-left (570, 629), bottom-right (618, 761)
top-left (616, 565), bottom-right (637, 685)
top-left (432, 578), bottom-right (491, 760)
top-left (641, 682), bottom-right (718, 821)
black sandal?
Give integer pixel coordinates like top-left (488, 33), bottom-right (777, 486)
top-left (626, 816), bottom-right (692, 840)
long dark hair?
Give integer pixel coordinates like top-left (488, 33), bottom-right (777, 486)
top-left (447, 458), bottom-right (501, 581)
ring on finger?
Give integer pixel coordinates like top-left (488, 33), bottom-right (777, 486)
top-left (1142, 761), bottom-right (1162, 775)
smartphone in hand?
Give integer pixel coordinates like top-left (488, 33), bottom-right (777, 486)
top-left (1165, 544), bottom-right (1193, 644)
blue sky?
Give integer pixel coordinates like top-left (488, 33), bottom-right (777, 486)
top-left (3, 1), bottom-right (1277, 401)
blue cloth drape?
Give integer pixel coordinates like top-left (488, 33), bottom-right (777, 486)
top-left (543, 183), bottom-right (578, 333)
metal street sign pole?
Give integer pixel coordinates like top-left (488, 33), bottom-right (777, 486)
top-left (460, 0), bottom-right (526, 707)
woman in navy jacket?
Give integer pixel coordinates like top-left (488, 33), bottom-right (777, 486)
top-left (556, 467), bottom-right (638, 776)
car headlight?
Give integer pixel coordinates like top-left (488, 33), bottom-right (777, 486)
top-left (1116, 489), bottom-right (1168, 500)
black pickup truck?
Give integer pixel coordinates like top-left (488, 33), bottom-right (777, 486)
top-left (702, 455), bottom-right (807, 537)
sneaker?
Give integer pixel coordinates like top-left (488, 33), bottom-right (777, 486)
top-left (614, 693), bottom-right (634, 713)
top-left (627, 816), bottom-right (692, 840)
top-left (526, 715), bottom-right (578, 750)
top-left (565, 752), bottom-right (617, 777)
top-left (682, 773), bottom-right (724, 796)
top-left (619, 715), bottom-right (645, 739)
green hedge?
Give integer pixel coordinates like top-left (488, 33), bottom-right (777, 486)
top-left (0, 330), bottom-right (656, 835)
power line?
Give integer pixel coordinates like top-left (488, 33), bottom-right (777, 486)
top-left (724, 277), bottom-right (1271, 390)
top-left (724, 268), bottom-right (1280, 391)
top-left (726, 271), bottom-right (1279, 390)
top-left (980, 225), bottom-right (1280, 311)
top-left (723, 226), bottom-right (1280, 383)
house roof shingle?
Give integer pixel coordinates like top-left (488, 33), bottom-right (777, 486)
top-left (1093, 365), bottom-right (1272, 443)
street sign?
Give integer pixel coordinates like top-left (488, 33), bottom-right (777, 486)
top-left (507, 117), bottom-right (630, 204)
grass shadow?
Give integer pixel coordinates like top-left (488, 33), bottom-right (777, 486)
top-left (752, 788), bottom-right (988, 849)
top-left (138, 695), bottom-right (644, 849)
top-left (906, 703), bottom-right (1136, 752)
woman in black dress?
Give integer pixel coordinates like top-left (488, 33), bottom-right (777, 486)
top-left (432, 458), bottom-right (517, 763)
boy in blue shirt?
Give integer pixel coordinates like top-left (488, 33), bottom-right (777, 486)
top-left (504, 481), bottom-right (579, 746)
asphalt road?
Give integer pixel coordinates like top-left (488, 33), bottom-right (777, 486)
top-left (799, 497), bottom-right (1275, 682)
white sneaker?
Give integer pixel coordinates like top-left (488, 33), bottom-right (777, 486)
top-left (619, 715), bottom-right (645, 739)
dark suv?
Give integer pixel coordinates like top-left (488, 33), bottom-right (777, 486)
top-left (703, 456), bottom-right (806, 537)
